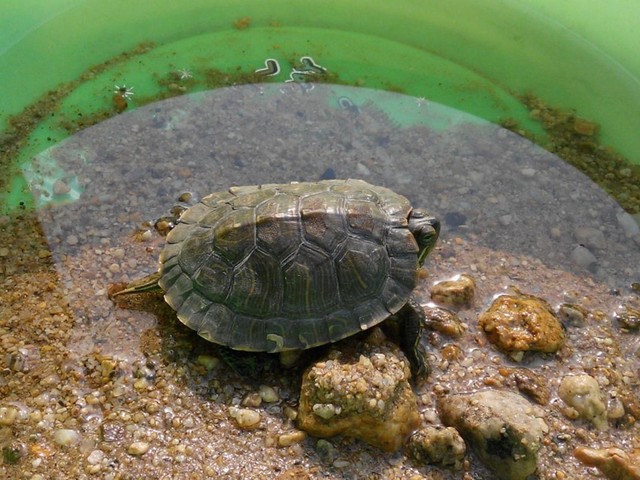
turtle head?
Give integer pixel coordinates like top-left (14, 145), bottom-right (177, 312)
top-left (408, 209), bottom-right (440, 266)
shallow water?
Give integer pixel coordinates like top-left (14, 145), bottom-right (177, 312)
top-left (27, 84), bottom-right (640, 318)
top-left (2, 84), bottom-right (639, 478)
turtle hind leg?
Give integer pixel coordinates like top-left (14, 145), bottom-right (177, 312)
top-left (397, 296), bottom-right (430, 378)
top-left (216, 347), bottom-right (279, 377)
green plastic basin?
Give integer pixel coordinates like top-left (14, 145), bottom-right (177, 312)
top-left (1, 0), bottom-right (639, 210)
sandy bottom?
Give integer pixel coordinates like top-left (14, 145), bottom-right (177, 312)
top-left (2, 84), bottom-right (638, 479)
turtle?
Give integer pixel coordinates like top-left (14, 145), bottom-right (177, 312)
top-left (113, 179), bottom-right (440, 376)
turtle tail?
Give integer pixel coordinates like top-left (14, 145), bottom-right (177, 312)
top-left (111, 271), bottom-right (162, 297)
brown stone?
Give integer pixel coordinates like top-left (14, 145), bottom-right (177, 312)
top-left (406, 426), bottom-right (465, 469)
top-left (478, 293), bottom-right (565, 354)
top-left (423, 306), bottom-right (465, 337)
top-left (512, 368), bottom-right (550, 405)
top-left (431, 274), bottom-right (476, 308)
top-left (574, 446), bottom-right (640, 480)
top-left (297, 337), bottom-right (420, 452)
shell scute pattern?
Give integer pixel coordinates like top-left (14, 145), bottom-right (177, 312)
top-left (159, 179), bottom-right (420, 352)
top-left (300, 191), bottom-right (347, 253)
top-left (255, 192), bottom-right (301, 259)
top-left (228, 249), bottom-right (282, 316)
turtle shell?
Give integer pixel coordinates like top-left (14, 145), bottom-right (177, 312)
top-left (158, 179), bottom-right (421, 352)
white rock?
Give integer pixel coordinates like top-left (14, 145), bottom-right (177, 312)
top-left (0, 406), bottom-right (18, 425)
top-left (127, 441), bottom-right (150, 455)
top-left (86, 449), bottom-right (105, 465)
top-left (53, 429), bottom-right (80, 446)
top-left (232, 408), bottom-right (261, 429)
top-left (558, 374), bottom-right (607, 430)
top-left (312, 403), bottom-right (341, 419)
top-left (259, 385), bottom-right (279, 403)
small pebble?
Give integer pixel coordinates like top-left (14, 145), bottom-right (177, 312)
top-left (574, 226), bottom-right (606, 250)
top-left (557, 303), bottom-right (588, 327)
top-left (178, 192), bottom-right (193, 203)
top-left (66, 235), bottom-right (79, 246)
top-left (278, 430), bottom-right (306, 447)
top-left (242, 393), bottom-right (262, 408)
top-left (283, 406), bottom-right (298, 421)
top-left (259, 385), bottom-right (279, 403)
top-left (499, 214), bottom-right (512, 226)
top-left (320, 167), bottom-right (336, 180)
top-left (127, 441), bottom-right (150, 455)
top-left (316, 439), bottom-right (336, 463)
top-left (86, 449), bottom-right (105, 465)
top-left (570, 245), bottom-right (597, 269)
top-left (312, 403), bottom-right (341, 419)
top-left (607, 397), bottom-right (626, 420)
top-left (356, 162), bottom-right (371, 176)
top-left (231, 408), bottom-right (261, 429)
top-left (423, 306), bottom-right (464, 337)
top-left (196, 354), bottom-right (220, 370)
top-left (0, 406), bottom-right (18, 425)
top-left (430, 274), bottom-right (476, 307)
top-left (0, 247), bottom-right (9, 257)
top-left (134, 378), bottom-right (149, 390)
top-left (182, 416), bottom-right (196, 429)
top-left (53, 179), bottom-right (71, 195)
top-left (615, 306), bottom-right (640, 330)
top-left (558, 374), bottom-right (607, 430)
top-left (53, 429), bottom-right (80, 446)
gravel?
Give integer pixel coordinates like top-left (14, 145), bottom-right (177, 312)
top-left (1, 84), bottom-right (638, 479)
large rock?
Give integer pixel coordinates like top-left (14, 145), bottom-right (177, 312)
top-left (478, 292), bottom-right (565, 357)
top-left (438, 389), bottom-right (548, 480)
top-left (297, 333), bottom-right (420, 452)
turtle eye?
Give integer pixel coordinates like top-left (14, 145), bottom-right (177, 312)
top-left (409, 209), bottom-right (440, 265)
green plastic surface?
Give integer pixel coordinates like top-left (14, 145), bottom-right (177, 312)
top-left (1, 0), bottom-right (639, 211)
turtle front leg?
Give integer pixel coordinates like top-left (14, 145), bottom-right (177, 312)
top-left (398, 296), bottom-right (430, 378)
